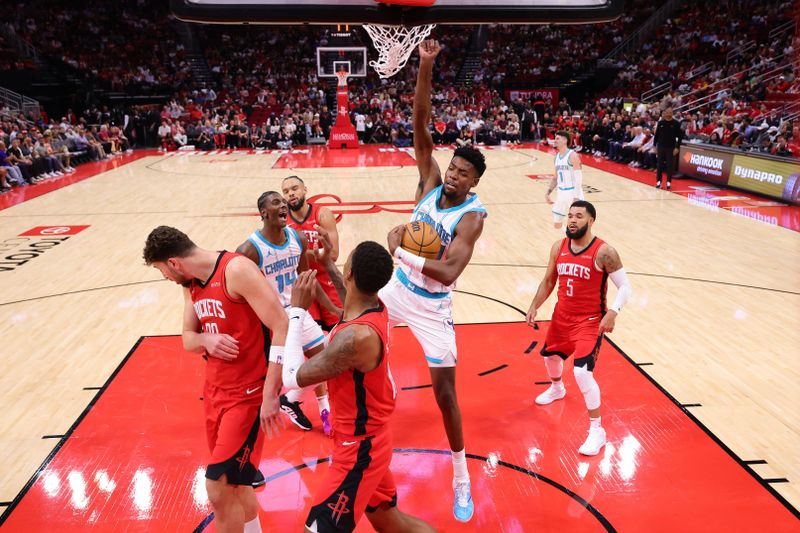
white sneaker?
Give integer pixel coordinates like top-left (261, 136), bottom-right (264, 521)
top-left (535, 383), bottom-right (566, 405)
top-left (578, 426), bottom-right (607, 456)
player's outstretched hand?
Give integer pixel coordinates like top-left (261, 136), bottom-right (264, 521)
top-left (290, 270), bottom-right (317, 310)
top-left (387, 224), bottom-right (406, 255)
top-left (312, 223), bottom-right (334, 263)
top-left (526, 304), bottom-right (537, 328)
top-left (598, 310), bottom-right (617, 335)
top-left (202, 333), bottom-right (239, 361)
top-left (418, 39), bottom-right (441, 62)
top-left (260, 393), bottom-right (285, 439)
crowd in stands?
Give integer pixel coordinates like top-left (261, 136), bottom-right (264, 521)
top-left (0, 108), bottom-right (132, 192)
top-left (2, 0), bottom-right (795, 193)
top-left (480, 0), bottom-right (655, 88)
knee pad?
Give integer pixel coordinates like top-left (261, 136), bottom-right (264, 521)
top-left (573, 364), bottom-right (601, 410)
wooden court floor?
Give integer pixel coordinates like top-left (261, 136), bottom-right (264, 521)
top-left (0, 144), bottom-right (798, 524)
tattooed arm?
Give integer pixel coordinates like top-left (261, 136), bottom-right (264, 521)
top-left (595, 242), bottom-right (632, 334)
top-left (295, 324), bottom-right (383, 387)
top-left (596, 243), bottom-right (623, 273)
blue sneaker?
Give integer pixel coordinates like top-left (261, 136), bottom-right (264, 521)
top-left (453, 479), bottom-right (474, 522)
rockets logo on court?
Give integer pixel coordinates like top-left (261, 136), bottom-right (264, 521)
top-left (236, 445), bottom-right (251, 471)
top-left (328, 491), bottom-right (351, 524)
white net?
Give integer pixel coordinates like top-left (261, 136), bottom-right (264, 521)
top-left (363, 23), bottom-right (436, 78)
top-left (335, 70), bottom-right (349, 87)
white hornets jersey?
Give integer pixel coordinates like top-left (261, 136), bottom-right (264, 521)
top-left (554, 149), bottom-right (584, 198)
top-left (248, 227), bottom-right (302, 307)
top-left (398, 185), bottom-right (487, 295)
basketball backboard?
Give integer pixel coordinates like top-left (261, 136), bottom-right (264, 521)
top-left (317, 47), bottom-right (368, 78)
top-left (171, 0), bottom-right (624, 25)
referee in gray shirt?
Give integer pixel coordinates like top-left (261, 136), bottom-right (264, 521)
top-left (653, 107), bottom-right (683, 190)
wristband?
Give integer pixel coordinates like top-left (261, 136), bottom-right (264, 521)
top-left (268, 345), bottom-right (284, 364)
top-left (394, 247), bottom-right (426, 272)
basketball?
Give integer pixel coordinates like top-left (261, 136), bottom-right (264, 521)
top-left (401, 221), bottom-right (442, 259)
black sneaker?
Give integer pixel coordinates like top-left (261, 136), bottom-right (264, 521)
top-left (666, 180), bottom-right (672, 190)
top-left (655, 180), bottom-right (661, 189)
top-left (252, 469), bottom-right (266, 488)
top-left (279, 394), bottom-right (312, 430)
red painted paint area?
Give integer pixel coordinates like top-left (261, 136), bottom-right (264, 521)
top-left (531, 143), bottom-right (800, 232)
top-left (2, 323), bottom-right (795, 531)
top-left (0, 151), bottom-right (160, 211)
top-left (272, 145), bottom-right (417, 168)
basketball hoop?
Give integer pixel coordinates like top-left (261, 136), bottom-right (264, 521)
top-left (363, 23), bottom-right (436, 78)
top-left (335, 70), bottom-right (350, 87)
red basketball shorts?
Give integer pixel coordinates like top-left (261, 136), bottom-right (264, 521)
top-left (305, 427), bottom-right (397, 532)
top-left (540, 309), bottom-right (603, 369)
top-left (204, 380), bottom-right (265, 486)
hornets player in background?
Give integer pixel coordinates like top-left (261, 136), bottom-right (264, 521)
top-left (237, 191), bottom-right (341, 436)
top-left (381, 39), bottom-right (487, 523)
top-left (546, 131), bottom-right (584, 229)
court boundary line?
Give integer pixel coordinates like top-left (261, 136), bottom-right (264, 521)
top-left (2, 323), bottom-right (798, 525)
top-left (604, 335), bottom-right (800, 520)
top-left (0, 336), bottom-right (145, 525)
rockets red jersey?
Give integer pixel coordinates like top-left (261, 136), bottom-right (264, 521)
top-left (327, 302), bottom-right (396, 437)
top-left (555, 237), bottom-right (608, 318)
top-left (189, 252), bottom-right (267, 390)
top-left (287, 204), bottom-right (338, 290)
top-left (287, 202), bottom-right (324, 257)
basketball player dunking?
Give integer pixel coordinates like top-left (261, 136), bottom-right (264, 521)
top-left (546, 131), bottom-right (584, 229)
top-left (282, 232), bottom-right (435, 533)
top-left (236, 191), bottom-right (337, 436)
top-left (382, 39), bottom-right (487, 522)
top-left (282, 175), bottom-right (343, 331)
top-left (525, 201), bottom-right (633, 456)
top-left (143, 226), bottom-right (287, 533)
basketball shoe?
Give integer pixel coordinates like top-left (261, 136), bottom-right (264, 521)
top-left (578, 426), bottom-right (607, 456)
top-left (279, 394), bottom-right (312, 431)
top-left (320, 408), bottom-right (333, 437)
top-left (453, 479), bottom-right (474, 522)
top-left (535, 382), bottom-right (566, 405)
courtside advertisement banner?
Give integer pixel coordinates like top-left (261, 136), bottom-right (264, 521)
top-left (678, 145), bottom-right (733, 186)
top-left (504, 89), bottom-right (559, 105)
top-left (728, 155), bottom-right (800, 205)
top-left (679, 146), bottom-right (800, 205)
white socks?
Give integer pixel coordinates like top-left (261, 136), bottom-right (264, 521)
top-left (285, 388), bottom-right (304, 404)
top-left (452, 448), bottom-right (469, 482)
top-left (590, 416), bottom-right (602, 429)
top-left (244, 516), bottom-right (262, 533)
top-left (316, 394), bottom-right (330, 414)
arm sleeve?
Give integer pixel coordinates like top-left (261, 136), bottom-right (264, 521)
top-left (608, 268), bottom-right (632, 314)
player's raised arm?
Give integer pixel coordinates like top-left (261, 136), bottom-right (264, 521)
top-left (526, 239), bottom-right (562, 326)
top-left (413, 39), bottom-right (443, 203)
top-left (316, 206), bottom-right (339, 262)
